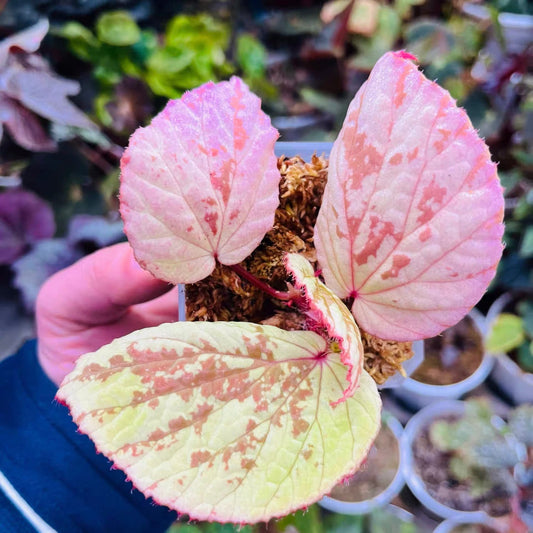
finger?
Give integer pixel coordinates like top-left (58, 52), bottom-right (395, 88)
top-left (74, 288), bottom-right (181, 352)
top-left (36, 242), bottom-right (173, 327)
top-left (99, 289), bottom-right (181, 341)
top-left (132, 286), bottom-right (180, 324)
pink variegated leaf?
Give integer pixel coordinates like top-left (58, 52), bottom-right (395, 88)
top-left (120, 77), bottom-right (280, 284)
top-left (0, 19), bottom-right (49, 67)
top-left (4, 69), bottom-right (95, 130)
top-left (314, 51), bottom-right (504, 341)
top-left (285, 253), bottom-right (363, 403)
top-left (0, 95), bottom-right (56, 152)
top-left (57, 321), bottom-right (380, 523)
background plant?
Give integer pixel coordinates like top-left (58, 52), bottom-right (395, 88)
top-left (487, 302), bottom-right (533, 372)
top-left (167, 503), bottom-right (419, 532)
top-left (55, 10), bottom-right (275, 135)
top-left (429, 399), bottom-right (533, 528)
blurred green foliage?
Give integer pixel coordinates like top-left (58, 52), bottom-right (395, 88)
top-left (488, 0), bottom-right (533, 15)
top-left (97, 10), bottom-right (142, 46)
top-left (487, 301), bottom-right (533, 371)
top-left (488, 312), bottom-right (527, 353)
top-left (55, 11), bottom-right (275, 129)
top-left (165, 503), bottom-right (418, 533)
top-left (145, 14), bottom-right (233, 98)
top-left (349, 0), bottom-right (424, 70)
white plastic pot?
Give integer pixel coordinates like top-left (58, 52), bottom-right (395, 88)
top-left (393, 309), bottom-right (493, 410)
top-left (491, 355), bottom-right (533, 405)
top-left (402, 400), bottom-right (500, 522)
top-left (378, 339), bottom-right (424, 390)
top-left (486, 294), bottom-right (533, 405)
top-left (319, 413), bottom-right (404, 515)
top-left (462, 3), bottom-right (533, 54)
top-left (404, 400), bottom-right (528, 524)
top-left (274, 141), bottom-right (332, 160)
top-left (433, 516), bottom-right (498, 533)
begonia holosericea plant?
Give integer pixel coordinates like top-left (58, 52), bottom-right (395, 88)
top-left (57, 51), bottom-right (504, 524)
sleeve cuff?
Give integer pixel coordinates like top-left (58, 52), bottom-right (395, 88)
top-left (0, 340), bottom-right (177, 533)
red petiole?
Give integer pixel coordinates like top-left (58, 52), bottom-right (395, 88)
top-left (228, 263), bottom-right (302, 303)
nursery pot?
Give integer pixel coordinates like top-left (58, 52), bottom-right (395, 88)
top-left (318, 412), bottom-right (404, 515)
top-left (462, 2), bottom-right (533, 54)
top-left (491, 355), bottom-right (533, 405)
top-left (393, 309), bottom-right (493, 410)
top-left (401, 400), bottom-right (517, 522)
top-left (275, 141), bottom-right (332, 160)
top-left (433, 517), bottom-right (499, 533)
top-left (378, 339), bottom-right (424, 390)
top-left (271, 114), bottom-right (334, 141)
top-left (486, 294), bottom-right (533, 405)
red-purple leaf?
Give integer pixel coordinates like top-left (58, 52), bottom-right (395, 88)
top-left (314, 51), bottom-right (504, 341)
top-left (0, 95), bottom-right (56, 152)
top-left (0, 189), bottom-right (55, 264)
top-left (3, 70), bottom-right (95, 130)
top-left (120, 77), bottom-right (280, 284)
top-left (13, 238), bottom-right (82, 311)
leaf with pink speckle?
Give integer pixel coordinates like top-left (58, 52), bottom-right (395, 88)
top-left (120, 76), bottom-right (280, 284)
top-left (57, 321), bottom-right (380, 523)
top-left (314, 51), bottom-right (504, 341)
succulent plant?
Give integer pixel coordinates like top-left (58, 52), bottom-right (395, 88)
top-left (430, 399), bottom-right (532, 503)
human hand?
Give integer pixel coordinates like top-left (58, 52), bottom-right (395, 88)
top-left (36, 242), bottom-right (178, 386)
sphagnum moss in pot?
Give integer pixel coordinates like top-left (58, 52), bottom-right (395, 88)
top-left (318, 411), bottom-right (404, 514)
top-left (402, 399), bottom-right (533, 531)
top-left (393, 309), bottom-right (493, 410)
top-left (55, 52), bottom-right (505, 526)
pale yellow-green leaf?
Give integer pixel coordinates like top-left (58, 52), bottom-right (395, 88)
top-left (58, 321), bottom-right (381, 524)
top-left (96, 11), bottom-right (141, 46)
top-left (320, 0), bottom-right (351, 24)
top-left (487, 313), bottom-right (525, 354)
top-left (347, 0), bottom-right (380, 36)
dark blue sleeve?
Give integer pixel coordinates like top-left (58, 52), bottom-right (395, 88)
top-left (0, 340), bottom-right (177, 533)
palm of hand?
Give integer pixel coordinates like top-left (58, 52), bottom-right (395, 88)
top-left (36, 243), bottom-right (177, 386)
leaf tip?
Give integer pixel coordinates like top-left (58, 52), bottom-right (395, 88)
top-left (393, 50), bottom-right (418, 62)
top-left (54, 393), bottom-right (67, 407)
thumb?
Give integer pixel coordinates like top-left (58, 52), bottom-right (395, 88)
top-left (36, 242), bottom-right (173, 327)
